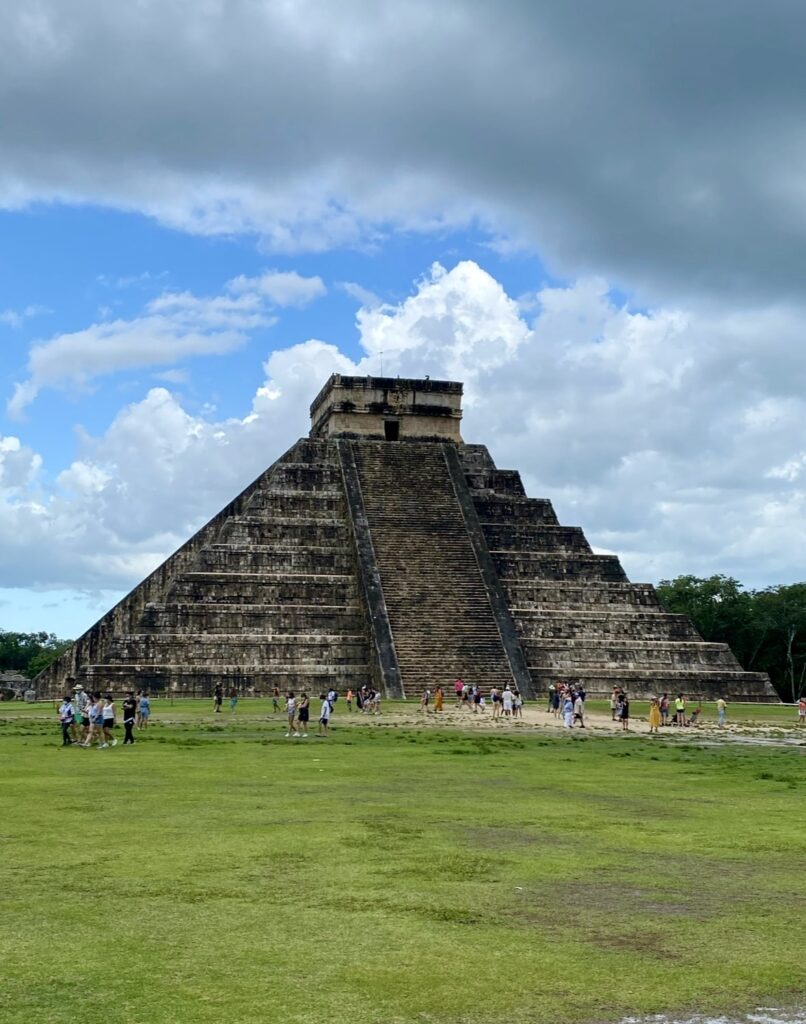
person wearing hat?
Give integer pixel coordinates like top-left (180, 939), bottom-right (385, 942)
top-left (57, 694), bottom-right (75, 746)
top-left (72, 683), bottom-right (89, 743)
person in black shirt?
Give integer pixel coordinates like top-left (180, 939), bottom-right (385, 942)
top-left (213, 684), bottom-right (223, 712)
top-left (123, 691), bottom-right (137, 744)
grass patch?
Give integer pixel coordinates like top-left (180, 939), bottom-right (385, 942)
top-left (1, 700), bottom-right (804, 1024)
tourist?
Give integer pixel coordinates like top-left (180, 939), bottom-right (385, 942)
top-left (689, 703), bottom-right (702, 727)
top-left (490, 687), bottom-right (500, 719)
top-left (58, 694), bottom-right (75, 746)
top-left (122, 692), bottom-right (137, 745)
top-left (72, 684), bottom-right (88, 742)
top-left (674, 693), bottom-right (687, 727)
top-left (101, 694), bottom-right (117, 747)
top-left (473, 687), bottom-right (483, 713)
top-left (620, 693), bottom-right (630, 731)
top-left (327, 688), bottom-right (338, 712)
top-left (139, 691), bottom-right (151, 729)
top-left (420, 688), bottom-right (430, 712)
top-left (648, 696), bottom-right (660, 734)
top-left (562, 693), bottom-right (574, 728)
top-left (573, 691), bottom-right (585, 728)
top-left (513, 690), bottom-right (523, 718)
top-left (213, 684), bottom-right (223, 713)
top-left (272, 686), bottom-right (281, 714)
top-left (610, 687), bottom-right (620, 721)
top-left (434, 686), bottom-right (444, 712)
top-left (346, 688), bottom-right (354, 712)
top-left (285, 692), bottom-right (298, 737)
top-left (373, 689), bottom-right (382, 715)
top-left (297, 693), bottom-right (310, 737)
top-left (716, 697), bottom-right (728, 729)
top-left (659, 693), bottom-right (669, 726)
top-left (551, 686), bottom-right (561, 718)
top-left (798, 696), bottom-right (806, 727)
top-left (229, 686), bottom-right (238, 713)
top-left (547, 683), bottom-right (555, 713)
top-left (317, 693), bottom-right (331, 736)
top-left (82, 693), bottom-right (100, 746)
top-left (135, 689), bottom-right (143, 728)
top-left (502, 686), bottom-right (513, 718)
top-left (454, 679), bottom-right (464, 706)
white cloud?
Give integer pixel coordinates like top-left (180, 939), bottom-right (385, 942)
top-left (0, 305), bottom-right (49, 328)
top-left (3, 261), bottom-right (806, 624)
top-left (6, 268), bottom-right (331, 416)
top-left (228, 270), bottom-right (326, 308)
top-left (7, 315), bottom-right (246, 418)
top-left (338, 282), bottom-right (381, 308)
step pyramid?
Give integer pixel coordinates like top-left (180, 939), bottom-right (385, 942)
top-left (38, 375), bottom-right (776, 701)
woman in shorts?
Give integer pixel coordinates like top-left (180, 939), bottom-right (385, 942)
top-left (285, 692), bottom-right (298, 736)
top-left (297, 693), bottom-right (310, 737)
top-left (101, 695), bottom-right (117, 747)
top-left (139, 692), bottom-right (151, 729)
top-left (83, 694), bottom-right (101, 747)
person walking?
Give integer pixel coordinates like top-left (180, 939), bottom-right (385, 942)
top-left (229, 686), bottom-right (238, 713)
top-left (72, 684), bottom-right (88, 742)
top-left (317, 693), bottom-right (331, 736)
top-left (272, 686), bottom-right (281, 714)
top-left (648, 696), bottom-right (661, 734)
top-left (285, 692), bottom-right (298, 737)
top-left (82, 694), bottom-right (101, 747)
top-left (139, 691), bottom-right (151, 729)
top-left (213, 684), bottom-right (223, 713)
top-left (573, 692), bottom-right (585, 728)
top-left (297, 693), bottom-right (310, 737)
top-left (716, 697), bottom-right (728, 729)
top-left (101, 695), bottom-right (117, 747)
top-left (122, 692), bottom-right (137, 745)
top-left (58, 695), bottom-right (75, 746)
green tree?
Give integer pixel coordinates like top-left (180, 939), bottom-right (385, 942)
top-left (0, 631), bottom-right (72, 679)
top-left (656, 575), bottom-right (806, 701)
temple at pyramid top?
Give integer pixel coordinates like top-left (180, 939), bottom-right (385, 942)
top-left (310, 374), bottom-right (464, 442)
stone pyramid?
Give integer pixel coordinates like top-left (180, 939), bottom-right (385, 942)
top-left (39, 375), bottom-right (775, 701)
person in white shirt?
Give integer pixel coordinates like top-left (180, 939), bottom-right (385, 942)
top-left (101, 695), bottom-right (117, 748)
top-left (318, 694), bottom-right (331, 736)
top-left (502, 686), bottom-right (513, 717)
top-left (285, 692), bottom-right (298, 737)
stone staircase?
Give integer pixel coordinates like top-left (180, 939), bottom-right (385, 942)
top-left (459, 445), bottom-right (775, 700)
top-left (42, 439), bottom-right (370, 696)
top-left (351, 441), bottom-right (516, 694)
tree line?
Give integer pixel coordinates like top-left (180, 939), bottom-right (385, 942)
top-left (0, 631), bottom-right (72, 681)
top-left (656, 575), bottom-right (806, 702)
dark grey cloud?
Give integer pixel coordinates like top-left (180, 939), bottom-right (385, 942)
top-left (3, 1), bottom-right (806, 301)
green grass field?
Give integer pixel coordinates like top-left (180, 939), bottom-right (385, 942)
top-left (2, 700), bottom-right (805, 1024)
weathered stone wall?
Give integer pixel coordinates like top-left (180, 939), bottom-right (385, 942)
top-left (459, 445), bottom-right (776, 701)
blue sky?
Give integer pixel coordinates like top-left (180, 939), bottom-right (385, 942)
top-left (2, 2), bottom-right (806, 638)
